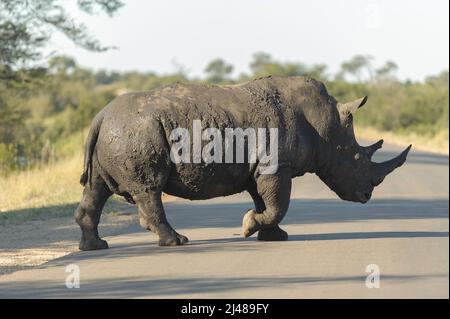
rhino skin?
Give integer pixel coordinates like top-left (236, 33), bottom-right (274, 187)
top-left (75, 76), bottom-right (411, 250)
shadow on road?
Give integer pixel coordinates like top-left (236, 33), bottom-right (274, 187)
top-left (1, 273), bottom-right (447, 298)
top-left (41, 230), bottom-right (447, 267)
top-left (289, 231), bottom-right (449, 241)
top-left (165, 198), bottom-right (449, 229)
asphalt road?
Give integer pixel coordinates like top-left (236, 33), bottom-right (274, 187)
top-left (0, 140), bottom-right (448, 298)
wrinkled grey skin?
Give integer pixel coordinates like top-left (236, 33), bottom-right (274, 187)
top-left (75, 76), bottom-right (411, 250)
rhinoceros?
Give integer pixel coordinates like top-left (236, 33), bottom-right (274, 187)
top-left (75, 76), bottom-right (411, 250)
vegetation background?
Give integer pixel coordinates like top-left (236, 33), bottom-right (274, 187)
top-left (0, 0), bottom-right (448, 219)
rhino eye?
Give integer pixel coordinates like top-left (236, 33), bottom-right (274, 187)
top-left (354, 153), bottom-right (361, 160)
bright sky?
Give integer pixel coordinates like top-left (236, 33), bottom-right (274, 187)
top-left (52, 0), bottom-right (449, 81)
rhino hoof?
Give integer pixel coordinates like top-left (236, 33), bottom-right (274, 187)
top-left (79, 238), bottom-right (109, 251)
top-left (242, 209), bottom-right (259, 238)
top-left (177, 234), bottom-right (189, 245)
top-left (257, 226), bottom-right (288, 241)
top-left (158, 234), bottom-right (189, 246)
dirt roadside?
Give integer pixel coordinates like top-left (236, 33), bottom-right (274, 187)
top-left (355, 126), bottom-right (449, 155)
top-left (0, 211), bottom-right (140, 276)
top-left (0, 195), bottom-right (178, 276)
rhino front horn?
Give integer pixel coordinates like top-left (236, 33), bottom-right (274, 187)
top-left (364, 139), bottom-right (384, 158)
top-left (371, 144), bottom-right (412, 186)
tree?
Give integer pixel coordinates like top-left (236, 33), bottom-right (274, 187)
top-left (425, 70), bottom-right (449, 87)
top-left (249, 52), bottom-right (308, 78)
top-left (249, 52), bottom-right (274, 75)
top-left (0, 0), bottom-right (123, 171)
top-left (48, 56), bottom-right (77, 76)
top-left (0, 94), bottom-right (24, 144)
top-left (375, 60), bottom-right (398, 80)
top-left (0, 0), bottom-right (123, 71)
top-left (340, 55), bottom-right (374, 82)
top-left (307, 64), bottom-right (328, 81)
top-left (204, 58), bottom-right (234, 83)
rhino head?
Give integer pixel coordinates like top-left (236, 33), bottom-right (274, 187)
top-left (315, 95), bottom-right (411, 203)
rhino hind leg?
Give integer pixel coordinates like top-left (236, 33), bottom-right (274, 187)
top-left (75, 172), bottom-right (112, 251)
top-left (242, 167), bottom-right (291, 239)
top-left (134, 191), bottom-right (188, 246)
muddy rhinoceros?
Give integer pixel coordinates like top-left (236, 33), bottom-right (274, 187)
top-left (75, 76), bottom-right (411, 250)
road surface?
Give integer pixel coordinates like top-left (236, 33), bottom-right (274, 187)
top-left (0, 140), bottom-right (448, 298)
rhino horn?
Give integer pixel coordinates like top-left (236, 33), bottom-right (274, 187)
top-left (337, 96), bottom-right (368, 115)
top-left (364, 139), bottom-right (384, 159)
top-left (371, 144), bottom-right (412, 186)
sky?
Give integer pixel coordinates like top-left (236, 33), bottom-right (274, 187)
top-left (51, 0), bottom-right (449, 81)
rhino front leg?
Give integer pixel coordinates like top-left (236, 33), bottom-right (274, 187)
top-left (75, 174), bottom-right (112, 251)
top-left (243, 167), bottom-right (291, 240)
top-left (134, 191), bottom-right (188, 246)
top-left (248, 185), bottom-right (288, 241)
top-left (247, 184), bottom-right (266, 213)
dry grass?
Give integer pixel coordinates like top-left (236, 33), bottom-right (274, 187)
top-left (355, 126), bottom-right (449, 155)
top-left (0, 153), bottom-right (84, 214)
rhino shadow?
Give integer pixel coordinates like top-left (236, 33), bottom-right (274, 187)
top-left (164, 198), bottom-right (449, 229)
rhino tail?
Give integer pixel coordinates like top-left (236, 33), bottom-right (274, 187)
top-left (80, 111), bottom-right (105, 188)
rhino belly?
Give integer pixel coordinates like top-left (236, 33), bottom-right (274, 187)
top-left (163, 162), bottom-right (252, 200)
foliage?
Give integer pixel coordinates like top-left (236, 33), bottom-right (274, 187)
top-left (0, 0), bottom-right (123, 172)
top-left (248, 52), bottom-right (328, 80)
top-left (204, 58), bottom-right (233, 83)
top-left (0, 0), bottom-right (123, 68)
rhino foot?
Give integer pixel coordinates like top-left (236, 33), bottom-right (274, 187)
top-left (242, 209), bottom-right (260, 238)
top-left (158, 233), bottom-right (189, 246)
top-left (79, 237), bottom-right (109, 251)
top-left (257, 226), bottom-right (288, 241)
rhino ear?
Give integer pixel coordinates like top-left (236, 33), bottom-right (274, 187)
top-left (337, 96), bottom-right (368, 115)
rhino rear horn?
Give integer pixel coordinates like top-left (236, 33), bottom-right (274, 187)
top-left (364, 139), bottom-right (384, 158)
top-left (337, 96), bottom-right (368, 115)
top-left (371, 144), bottom-right (412, 186)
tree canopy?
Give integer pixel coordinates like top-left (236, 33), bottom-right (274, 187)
top-left (0, 0), bottom-right (123, 69)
